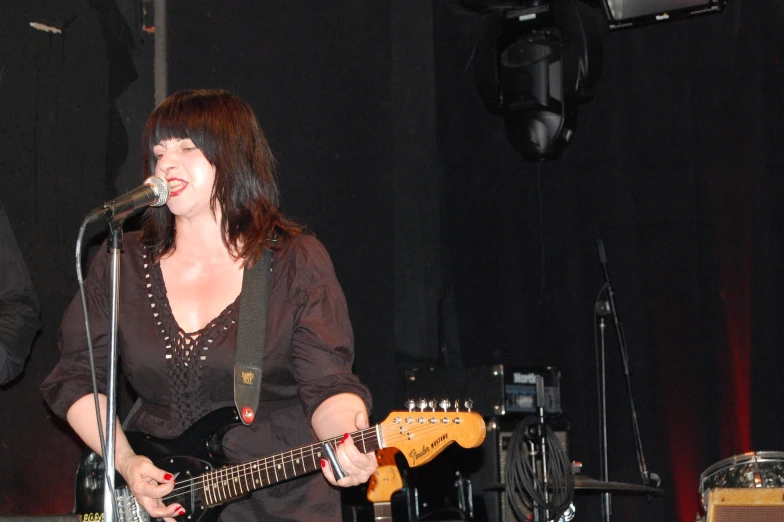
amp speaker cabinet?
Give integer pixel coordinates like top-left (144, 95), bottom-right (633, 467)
top-left (707, 488), bottom-right (784, 522)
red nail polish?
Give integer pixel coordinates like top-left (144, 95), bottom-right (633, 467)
top-left (321, 459), bottom-right (326, 468)
top-left (343, 433), bottom-right (350, 442)
top-left (163, 473), bottom-right (173, 481)
top-left (177, 507), bottom-right (186, 516)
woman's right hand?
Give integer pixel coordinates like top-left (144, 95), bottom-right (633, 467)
top-left (115, 453), bottom-right (184, 522)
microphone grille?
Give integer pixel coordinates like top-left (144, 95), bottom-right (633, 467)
top-left (146, 176), bottom-right (170, 206)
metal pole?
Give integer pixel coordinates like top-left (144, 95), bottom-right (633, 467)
top-left (154, 0), bottom-right (167, 104)
top-left (102, 225), bottom-right (124, 522)
top-left (599, 317), bottom-right (610, 522)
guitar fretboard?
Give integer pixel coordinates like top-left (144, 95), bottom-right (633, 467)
top-left (198, 426), bottom-right (381, 505)
top-left (374, 502), bottom-right (393, 521)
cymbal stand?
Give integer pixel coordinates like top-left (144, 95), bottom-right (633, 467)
top-left (528, 377), bottom-right (550, 522)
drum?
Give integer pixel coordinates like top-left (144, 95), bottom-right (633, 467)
top-left (699, 451), bottom-right (784, 511)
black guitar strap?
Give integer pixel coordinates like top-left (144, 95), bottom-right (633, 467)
top-left (234, 247), bottom-right (274, 426)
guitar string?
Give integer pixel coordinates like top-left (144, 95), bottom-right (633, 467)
top-left (161, 431), bottom-right (372, 501)
top-left (161, 416), bottom-right (475, 499)
top-left (161, 417), bottom-right (475, 499)
top-left (159, 415), bottom-right (479, 504)
top-left (160, 429), bottom-right (369, 498)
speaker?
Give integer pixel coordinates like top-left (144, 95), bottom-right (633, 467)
top-left (707, 488), bottom-right (784, 522)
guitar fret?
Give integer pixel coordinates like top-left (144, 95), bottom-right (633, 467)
top-left (218, 470), bottom-right (228, 501)
top-left (243, 463), bottom-right (251, 494)
top-left (212, 469), bottom-right (222, 503)
top-left (203, 472), bottom-right (211, 505)
top-left (251, 459), bottom-right (262, 488)
top-left (220, 468), bottom-right (226, 501)
top-left (209, 471), bottom-right (217, 505)
top-left (224, 467), bottom-right (232, 500)
top-left (298, 446), bottom-right (306, 473)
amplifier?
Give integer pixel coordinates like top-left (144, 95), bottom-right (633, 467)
top-left (403, 364), bottom-right (561, 417)
top-left (706, 488), bottom-right (784, 522)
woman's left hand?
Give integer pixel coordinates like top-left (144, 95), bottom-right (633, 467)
top-left (320, 411), bottom-right (378, 487)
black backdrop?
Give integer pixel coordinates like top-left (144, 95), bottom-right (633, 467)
top-left (1, 1), bottom-right (783, 521)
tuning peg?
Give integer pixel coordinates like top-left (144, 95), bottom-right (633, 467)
top-left (454, 399), bottom-right (460, 412)
top-left (428, 399), bottom-right (436, 412)
top-left (464, 399), bottom-right (473, 412)
top-left (405, 399), bottom-right (416, 412)
top-left (417, 399), bottom-right (428, 412)
top-left (439, 399), bottom-right (451, 412)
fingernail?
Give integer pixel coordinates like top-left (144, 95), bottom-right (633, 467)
top-left (177, 507), bottom-right (186, 515)
top-left (163, 473), bottom-right (173, 481)
top-left (342, 433), bottom-right (349, 443)
top-left (321, 459), bottom-right (326, 468)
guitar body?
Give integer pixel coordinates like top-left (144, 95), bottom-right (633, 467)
top-left (75, 407), bottom-right (242, 522)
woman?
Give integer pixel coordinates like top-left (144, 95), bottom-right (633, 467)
top-left (41, 89), bottom-right (377, 521)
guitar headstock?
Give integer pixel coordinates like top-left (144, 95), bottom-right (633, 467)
top-left (367, 448), bottom-right (403, 503)
top-left (378, 399), bottom-right (486, 468)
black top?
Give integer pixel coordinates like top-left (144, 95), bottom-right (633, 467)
top-left (0, 197), bottom-right (40, 385)
top-left (41, 231), bottom-right (371, 521)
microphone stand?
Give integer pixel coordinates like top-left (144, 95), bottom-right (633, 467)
top-left (103, 218), bottom-right (125, 522)
top-left (85, 178), bottom-right (168, 522)
top-left (595, 299), bottom-right (611, 522)
top-left (596, 240), bottom-right (653, 492)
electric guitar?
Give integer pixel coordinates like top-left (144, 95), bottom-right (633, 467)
top-left (366, 448), bottom-right (403, 521)
top-left (75, 402), bottom-right (486, 522)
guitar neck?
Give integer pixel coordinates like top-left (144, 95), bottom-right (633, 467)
top-left (373, 502), bottom-right (393, 521)
top-left (200, 427), bottom-right (381, 505)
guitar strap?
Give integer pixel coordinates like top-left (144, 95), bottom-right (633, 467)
top-left (234, 246), bottom-right (274, 426)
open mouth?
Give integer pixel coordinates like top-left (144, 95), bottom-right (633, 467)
top-left (167, 179), bottom-right (188, 196)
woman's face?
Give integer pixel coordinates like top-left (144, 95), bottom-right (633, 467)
top-left (152, 138), bottom-right (217, 221)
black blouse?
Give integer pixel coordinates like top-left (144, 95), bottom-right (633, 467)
top-left (41, 231), bottom-right (371, 521)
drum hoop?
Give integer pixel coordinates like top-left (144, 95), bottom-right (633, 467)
top-left (700, 451), bottom-right (784, 483)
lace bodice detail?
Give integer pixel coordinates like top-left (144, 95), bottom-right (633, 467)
top-left (144, 253), bottom-right (239, 432)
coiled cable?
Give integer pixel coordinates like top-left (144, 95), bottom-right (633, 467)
top-left (505, 416), bottom-right (574, 521)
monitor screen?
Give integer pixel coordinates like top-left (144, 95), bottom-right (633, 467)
top-left (601, 0), bottom-right (726, 29)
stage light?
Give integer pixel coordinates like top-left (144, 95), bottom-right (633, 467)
top-left (466, 0), bottom-right (602, 160)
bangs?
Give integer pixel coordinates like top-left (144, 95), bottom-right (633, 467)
top-left (144, 92), bottom-right (216, 153)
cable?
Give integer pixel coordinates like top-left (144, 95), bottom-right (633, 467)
top-left (505, 416), bottom-right (574, 521)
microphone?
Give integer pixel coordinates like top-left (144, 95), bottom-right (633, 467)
top-left (87, 177), bottom-right (170, 223)
top-left (595, 238), bottom-right (617, 322)
top-left (597, 238), bottom-right (607, 265)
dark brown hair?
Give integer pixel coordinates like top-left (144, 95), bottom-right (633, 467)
top-left (139, 89), bottom-right (301, 264)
